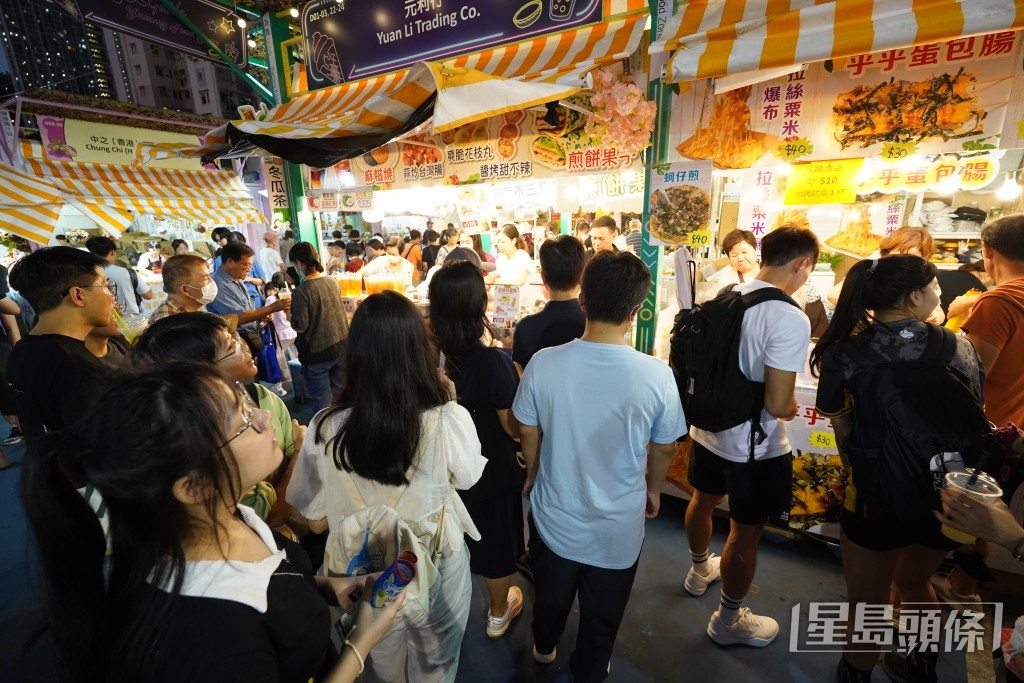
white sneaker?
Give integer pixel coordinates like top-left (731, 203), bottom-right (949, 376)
top-left (707, 608), bottom-right (779, 647)
top-left (532, 644), bottom-right (557, 664)
top-left (271, 384), bottom-right (288, 397)
top-left (684, 554), bottom-right (722, 596)
top-left (486, 586), bottom-right (523, 639)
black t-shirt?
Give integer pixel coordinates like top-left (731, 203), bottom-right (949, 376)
top-left (452, 345), bottom-right (521, 503)
top-left (152, 535), bottom-right (331, 683)
top-left (8, 334), bottom-right (109, 438)
top-left (98, 336), bottom-right (132, 370)
top-left (421, 244), bottom-right (440, 270)
top-left (937, 269), bottom-right (986, 314)
top-left (511, 299), bottom-right (586, 369)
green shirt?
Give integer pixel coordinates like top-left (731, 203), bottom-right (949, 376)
top-left (239, 384), bottom-right (298, 519)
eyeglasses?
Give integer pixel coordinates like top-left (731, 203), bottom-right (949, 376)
top-left (225, 382), bottom-right (265, 444)
top-left (66, 280), bottom-right (117, 299)
top-left (214, 333), bottom-right (245, 364)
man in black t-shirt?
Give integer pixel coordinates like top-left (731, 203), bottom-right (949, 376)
top-left (8, 247), bottom-right (115, 438)
top-left (512, 235), bottom-right (587, 373)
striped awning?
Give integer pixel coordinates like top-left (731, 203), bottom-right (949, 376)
top-left (650, 0), bottom-right (1024, 82)
top-left (136, 4), bottom-right (647, 168)
top-left (0, 160), bottom-right (265, 242)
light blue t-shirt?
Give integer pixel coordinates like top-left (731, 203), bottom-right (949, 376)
top-left (512, 339), bottom-right (687, 569)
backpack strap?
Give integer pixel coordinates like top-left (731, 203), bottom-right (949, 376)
top-left (739, 286), bottom-right (801, 310)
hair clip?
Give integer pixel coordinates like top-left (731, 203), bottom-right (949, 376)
top-left (867, 258), bottom-right (880, 276)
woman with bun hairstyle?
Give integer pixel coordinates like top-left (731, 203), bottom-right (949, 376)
top-left (485, 224), bottom-right (534, 286)
top-left (811, 255), bottom-right (985, 683)
top-left (21, 362), bottom-right (401, 683)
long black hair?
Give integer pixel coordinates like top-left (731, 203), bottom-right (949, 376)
top-left (21, 363), bottom-right (244, 682)
top-left (429, 260), bottom-right (489, 380)
top-left (810, 254), bottom-right (937, 375)
top-left (315, 291), bottom-right (451, 485)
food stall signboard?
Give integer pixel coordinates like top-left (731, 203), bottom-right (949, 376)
top-left (301, 0), bottom-right (604, 90)
top-left (491, 285), bottom-right (520, 329)
top-left (783, 159), bottom-right (863, 206)
top-left (71, 0), bottom-right (247, 66)
top-left (647, 161), bottom-right (713, 247)
top-left (262, 157), bottom-right (289, 211)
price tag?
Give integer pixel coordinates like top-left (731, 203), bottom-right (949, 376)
top-left (881, 141), bottom-right (917, 163)
top-left (809, 430), bottom-right (837, 451)
top-left (774, 137), bottom-right (814, 162)
top-left (783, 158), bottom-right (863, 205)
top-left (687, 229), bottom-right (712, 247)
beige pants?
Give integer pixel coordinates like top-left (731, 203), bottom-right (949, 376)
top-left (366, 546), bottom-right (472, 683)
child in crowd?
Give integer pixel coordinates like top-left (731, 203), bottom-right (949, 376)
top-left (266, 274), bottom-right (298, 396)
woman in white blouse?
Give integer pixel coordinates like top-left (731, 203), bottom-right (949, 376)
top-left (287, 290), bottom-right (486, 683)
top-left (485, 224), bottom-right (534, 286)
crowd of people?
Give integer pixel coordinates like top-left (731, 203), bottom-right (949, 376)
top-left (1, 211), bottom-right (1023, 683)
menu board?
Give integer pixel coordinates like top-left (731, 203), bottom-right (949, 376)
top-left (343, 98), bottom-right (644, 190)
top-left (669, 31), bottom-right (1023, 167)
top-left (647, 161), bottom-right (713, 247)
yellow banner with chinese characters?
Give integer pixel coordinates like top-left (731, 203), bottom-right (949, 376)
top-left (857, 156), bottom-right (997, 193)
top-left (783, 159), bottom-right (864, 205)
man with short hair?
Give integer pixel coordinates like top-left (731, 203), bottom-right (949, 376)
top-left (206, 242), bottom-right (289, 346)
top-left (84, 236), bottom-right (154, 316)
top-left (512, 235), bottom-right (586, 373)
top-left (513, 251), bottom-right (687, 678)
top-left (625, 218), bottom-right (643, 255)
top-left (962, 213), bottom-right (1024, 427)
top-left (150, 254), bottom-right (217, 322)
top-left (402, 229), bottom-right (423, 280)
top-left (589, 216), bottom-right (622, 255)
top-left (683, 226), bottom-right (818, 648)
top-left (8, 247), bottom-right (115, 437)
top-left (258, 231), bottom-right (286, 279)
top-left (421, 229), bottom-right (441, 271)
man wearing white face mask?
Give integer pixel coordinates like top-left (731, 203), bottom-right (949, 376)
top-left (150, 254), bottom-right (219, 322)
top-left (358, 236), bottom-right (415, 289)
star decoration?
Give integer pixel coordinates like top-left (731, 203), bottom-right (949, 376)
top-left (218, 16), bottom-right (235, 34)
top-left (207, 20), bottom-right (217, 31)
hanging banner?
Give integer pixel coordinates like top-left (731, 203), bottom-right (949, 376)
top-left (36, 116), bottom-right (204, 170)
top-left (347, 102), bottom-right (644, 190)
top-left (69, 0), bottom-right (247, 67)
top-left (301, 0), bottom-right (603, 90)
top-left (647, 161), bottom-right (713, 247)
top-left (670, 31), bottom-right (1022, 167)
top-left (262, 156), bottom-right (289, 212)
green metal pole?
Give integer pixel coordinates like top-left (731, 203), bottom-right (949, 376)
top-left (262, 12), bottom-right (317, 245)
top-left (157, 0), bottom-right (273, 104)
top-left (635, 1), bottom-right (672, 354)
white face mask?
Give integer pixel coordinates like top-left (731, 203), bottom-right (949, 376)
top-left (185, 280), bottom-right (218, 305)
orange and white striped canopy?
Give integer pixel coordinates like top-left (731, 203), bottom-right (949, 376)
top-left (136, 1), bottom-right (647, 166)
top-left (651, 0), bottom-right (1024, 82)
top-left (0, 160), bottom-right (264, 243)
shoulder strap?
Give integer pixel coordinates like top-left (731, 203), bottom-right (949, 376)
top-left (740, 286), bottom-right (800, 309)
top-left (927, 325), bottom-right (959, 364)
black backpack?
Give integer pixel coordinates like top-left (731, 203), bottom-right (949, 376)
top-left (669, 286), bottom-right (799, 460)
top-left (841, 325), bottom-right (998, 522)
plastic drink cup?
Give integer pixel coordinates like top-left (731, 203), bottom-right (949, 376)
top-left (349, 276), bottom-right (361, 297)
top-left (941, 469), bottom-right (1002, 543)
top-left (371, 551), bottom-right (417, 608)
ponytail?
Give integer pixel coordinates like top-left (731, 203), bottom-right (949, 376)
top-left (811, 254), bottom-right (937, 375)
top-left (500, 224), bottom-right (526, 251)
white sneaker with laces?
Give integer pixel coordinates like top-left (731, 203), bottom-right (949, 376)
top-left (271, 384), bottom-right (288, 397)
top-left (486, 586), bottom-right (523, 639)
top-left (684, 554), bottom-right (722, 596)
top-left (707, 608), bottom-right (779, 647)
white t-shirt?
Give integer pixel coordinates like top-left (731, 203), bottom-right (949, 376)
top-left (690, 279), bottom-right (810, 462)
top-left (286, 402), bottom-right (486, 556)
top-left (360, 255), bottom-right (415, 288)
top-left (494, 250), bottom-right (535, 285)
top-left (258, 247), bottom-right (285, 280)
top-left (513, 340), bottom-right (687, 569)
top-left (104, 264), bottom-right (150, 316)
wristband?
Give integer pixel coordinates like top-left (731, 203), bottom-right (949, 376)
top-left (343, 639), bottom-right (365, 674)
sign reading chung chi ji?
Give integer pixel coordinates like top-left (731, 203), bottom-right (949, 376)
top-left (300, 0), bottom-right (603, 90)
top-left (68, 0), bottom-right (248, 67)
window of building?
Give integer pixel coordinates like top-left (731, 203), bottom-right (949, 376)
top-left (139, 85), bottom-right (147, 96)
top-left (134, 64), bottom-right (141, 76)
top-left (199, 89), bottom-right (210, 105)
top-left (198, 70), bottom-right (205, 82)
top-left (159, 86), bottom-right (168, 97)
top-left (129, 43), bottom-right (136, 55)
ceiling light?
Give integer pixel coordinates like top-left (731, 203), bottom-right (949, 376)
top-left (290, 7), bottom-right (299, 17)
top-left (997, 172), bottom-right (1021, 201)
top-left (236, 16), bottom-right (247, 28)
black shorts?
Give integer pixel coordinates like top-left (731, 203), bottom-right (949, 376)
top-left (464, 494), bottom-right (520, 579)
top-left (840, 508), bottom-right (960, 552)
top-left (688, 441), bottom-right (793, 526)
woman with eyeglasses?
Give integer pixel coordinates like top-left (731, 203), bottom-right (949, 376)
top-left (287, 291), bottom-right (486, 683)
top-left (134, 312), bottom-right (302, 528)
top-left (21, 362), bottom-right (402, 683)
